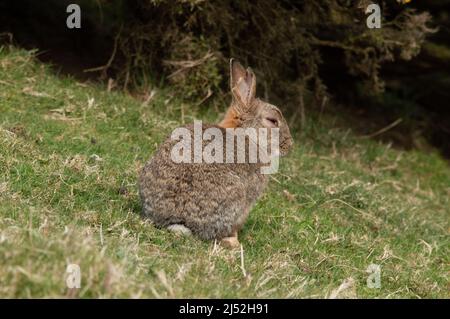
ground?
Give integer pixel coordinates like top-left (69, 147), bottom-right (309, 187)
top-left (0, 47), bottom-right (449, 298)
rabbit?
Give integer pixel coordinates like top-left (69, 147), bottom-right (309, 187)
top-left (138, 59), bottom-right (293, 248)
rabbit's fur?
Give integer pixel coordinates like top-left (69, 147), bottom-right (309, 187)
top-left (139, 60), bottom-right (293, 243)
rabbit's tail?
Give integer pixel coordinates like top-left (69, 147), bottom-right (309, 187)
top-left (167, 224), bottom-right (192, 236)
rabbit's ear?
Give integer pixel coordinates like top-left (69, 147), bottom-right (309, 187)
top-left (230, 59), bottom-right (246, 90)
top-left (230, 59), bottom-right (256, 113)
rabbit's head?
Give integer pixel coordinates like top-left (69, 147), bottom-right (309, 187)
top-left (220, 59), bottom-right (293, 156)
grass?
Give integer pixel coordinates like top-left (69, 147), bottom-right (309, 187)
top-left (0, 46), bottom-right (449, 298)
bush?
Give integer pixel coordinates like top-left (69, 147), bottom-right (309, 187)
top-left (0, 0), bottom-right (437, 107)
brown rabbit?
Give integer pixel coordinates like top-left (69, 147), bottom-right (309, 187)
top-left (138, 59), bottom-right (293, 248)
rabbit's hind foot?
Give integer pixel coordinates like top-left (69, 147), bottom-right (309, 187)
top-left (167, 224), bottom-right (192, 236)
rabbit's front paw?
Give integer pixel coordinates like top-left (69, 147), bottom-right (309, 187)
top-left (220, 236), bottom-right (240, 249)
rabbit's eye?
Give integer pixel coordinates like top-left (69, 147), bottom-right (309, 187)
top-left (266, 117), bottom-right (278, 127)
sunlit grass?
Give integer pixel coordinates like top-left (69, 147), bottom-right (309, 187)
top-left (0, 46), bottom-right (448, 298)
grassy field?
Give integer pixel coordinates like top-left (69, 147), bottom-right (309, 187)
top-left (0, 46), bottom-right (449, 298)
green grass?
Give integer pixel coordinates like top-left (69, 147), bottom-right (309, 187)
top-left (0, 46), bottom-right (449, 298)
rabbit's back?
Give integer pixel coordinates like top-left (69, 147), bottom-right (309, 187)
top-left (138, 124), bottom-right (268, 240)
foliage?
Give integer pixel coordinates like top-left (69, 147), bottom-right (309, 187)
top-left (0, 0), bottom-right (438, 106)
top-left (101, 0), bottom-right (435, 104)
